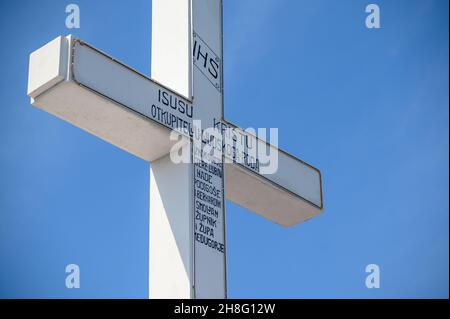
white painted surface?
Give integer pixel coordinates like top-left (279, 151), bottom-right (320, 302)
top-left (32, 80), bottom-right (175, 161)
top-left (192, 0), bottom-right (223, 127)
top-left (271, 149), bottom-right (322, 207)
top-left (193, 159), bottom-right (226, 298)
top-left (225, 163), bottom-right (323, 227)
top-left (150, 0), bottom-right (196, 299)
top-left (151, 0), bottom-right (191, 99)
top-left (191, 0), bottom-right (227, 299)
top-left (27, 36), bottom-right (67, 98)
top-left (221, 121), bottom-right (323, 209)
top-left (73, 40), bottom-right (193, 137)
top-left (151, 0), bottom-right (226, 299)
top-left (28, 36), bottom-right (181, 162)
top-left (149, 152), bottom-right (194, 299)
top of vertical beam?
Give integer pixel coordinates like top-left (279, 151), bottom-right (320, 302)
top-left (151, 0), bottom-right (192, 99)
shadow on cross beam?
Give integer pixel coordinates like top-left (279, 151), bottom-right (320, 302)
top-left (27, 35), bottom-right (323, 227)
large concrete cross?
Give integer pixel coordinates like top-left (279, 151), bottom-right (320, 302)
top-left (27, 0), bottom-right (323, 299)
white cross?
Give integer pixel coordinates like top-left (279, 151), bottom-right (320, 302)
top-left (27, 0), bottom-right (323, 299)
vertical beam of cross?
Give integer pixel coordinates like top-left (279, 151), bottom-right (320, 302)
top-left (149, 0), bottom-right (226, 299)
top-left (192, 0), bottom-right (226, 299)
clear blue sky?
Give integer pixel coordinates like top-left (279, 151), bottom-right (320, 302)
top-left (0, 0), bottom-right (448, 298)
